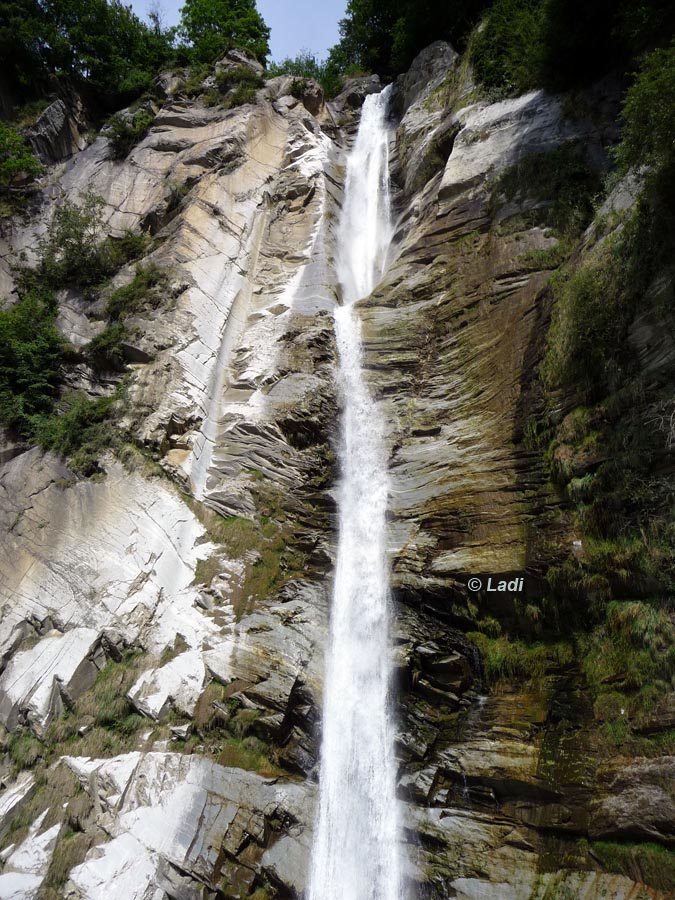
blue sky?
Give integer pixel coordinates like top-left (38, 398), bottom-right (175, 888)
top-left (130, 0), bottom-right (347, 62)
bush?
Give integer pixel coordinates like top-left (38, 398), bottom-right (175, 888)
top-left (108, 109), bottom-right (154, 159)
top-left (268, 50), bottom-right (342, 98)
top-left (470, 0), bottom-right (545, 95)
top-left (106, 263), bottom-right (167, 321)
top-left (0, 121), bottom-right (43, 192)
top-left (213, 65), bottom-right (264, 107)
top-left (34, 391), bottom-right (123, 475)
top-left (0, 293), bottom-right (65, 436)
top-left (36, 192), bottom-right (106, 288)
top-left (617, 40), bottom-right (675, 174)
top-left (18, 193), bottom-right (148, 293)
top-left (84, 323), bottom-right (130, 371)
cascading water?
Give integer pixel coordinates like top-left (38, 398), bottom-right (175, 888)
top-left (308, 86), bottom-right (401, 900)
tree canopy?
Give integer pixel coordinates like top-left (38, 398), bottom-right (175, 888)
top-left (178, 0), bottom-right (270, 64)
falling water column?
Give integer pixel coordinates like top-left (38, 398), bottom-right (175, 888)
top-left (309, 87), bottom-right (401, 900)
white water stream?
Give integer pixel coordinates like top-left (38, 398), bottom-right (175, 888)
top-left (308, 87), bottom-right (402, 900)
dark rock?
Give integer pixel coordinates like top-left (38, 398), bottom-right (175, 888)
top-left (28, 97), bottom-right (87, 164)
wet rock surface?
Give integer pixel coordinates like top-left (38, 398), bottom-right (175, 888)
top-left (0, 41), bottom-right (671, 900)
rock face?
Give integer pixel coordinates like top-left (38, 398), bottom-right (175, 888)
top-left (0, 42), bottom-right (671, 900)
top-left (27, 97), bottom-right (88, 164)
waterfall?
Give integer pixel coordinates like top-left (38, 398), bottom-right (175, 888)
top-left (308, 86), bottom-right (401, 900)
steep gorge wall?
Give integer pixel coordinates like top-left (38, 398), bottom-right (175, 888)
top-left (0, 43), bottom-right (672, 900)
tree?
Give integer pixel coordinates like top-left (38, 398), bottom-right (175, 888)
top-left (0, 122), bottom-right (42, 193)
top-left (178, 0), bottom-right (270, 64)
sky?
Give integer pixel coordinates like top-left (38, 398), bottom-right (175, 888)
top-left (130, 0), bottom-right (347, 62)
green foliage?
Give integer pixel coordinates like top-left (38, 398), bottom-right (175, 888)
top-left (493, 143), bottom-right (602, 238)
top-left (0, 293), bottom-right (65, 436)
top-left (213, 64), bottom-right (264, 106)
top-left (580, 601), bottom-right (675, 701)
top-left (469, 0), bottom-right (675, 96)
top-left (33, 390), bottom-right (123, 474)
top-left (0, 121), bottom-right (43, 192)
top-left (328, 0), bottom-right (488, 78)
top-left (0, 0), bottom-right (176, 110)
top-left (19, 193), bottom-right (148, 294)
top-left (470, 0), bottom-right (545, 95)
top-left (107, 108), bottom-right (154, 159)
top-left (106, 263), bottom-right (167, 321)
top-left (542, 249), bottom-right (623, 395)
top-left (468, 632), bottom-right (573, 684)
top-left (591, 840), bottom-right (675, 892)
top-left (617, 39), bottom-right (675, 173)
top-left (268, 49), bottom-right (342, 98)
top-left (178, 0), bottom-right (270, 65)
top-left (84, 323), bottom-right (130, 371)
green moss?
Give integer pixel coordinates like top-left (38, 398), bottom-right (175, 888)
top-left (217, 736), bottom-right (282, 777)
top-left (467, 632), bottom-right (573, 685)
top-left (492, 142), bottom-right (602, 238)
top-left (591, 840), bottom-right (675, 892)
top-left (186, 483), bottom-right (301, 618)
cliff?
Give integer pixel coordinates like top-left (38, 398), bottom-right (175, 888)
top-left (0, 42), bottom-right (673, 900)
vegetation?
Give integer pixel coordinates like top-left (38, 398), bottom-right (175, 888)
top-left (19, 192), bottom-right (147, 294)
top-left (0, 121), bottom-right (43, 192)
top-left (178, 0), bottom-right (270, 65)
top-left (0, 192), bottom-right (151, 471)
top-left (470, 0), bottom-right (675, 95)
top-left (268, 50), bottom-right (343, 98)
top-left (107, 108), bottom-right (154, 158)
top-left (591, 840), bottom-right (675, 892)
top-left (34, 390), bottom-right (124, 475)
top-left (507, 37), bottom-right (675, 750)
top-left (213, 64), bottom-right (265, 106)
top-left (105, 262), bottom-right (168, 321)
top-left (325, 0), bottom-right (489, 78)
top-left (493, 142), bottom-right (602, 238)
top-left (467, 632), bottom-right (573, 685)
top-left (0, 0), bottom-right (177, 111)
top-left (0, 293), bottom-right (65, 436)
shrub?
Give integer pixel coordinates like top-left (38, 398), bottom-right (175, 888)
top-left (31, 192), bottom-right (107, 289)
top-left (0, 121), bottom-right (43, 192)
top-left (268, 50), bottom-right (342, 98)
top-left (33, 391), bottom-right (123, 475)
top-left (470, 0), bottom-right (545, 95)
top-left (108, 109), bottom-right (154, 159)
top-left (214, 65), bottom-right (264, 107)
top-left (17, 193), bottom-right (148, 294)
top-left (106, 263), bottom-right (167, 321)
top-left (0, 293), bottom-right (65, 436)
top-left (84, 323), bottom-right (130, 371)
